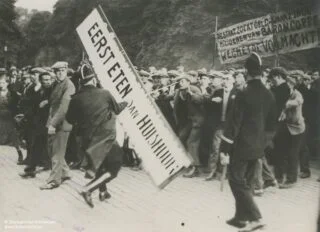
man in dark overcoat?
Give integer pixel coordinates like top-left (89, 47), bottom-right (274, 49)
top-left (220, 53), bottom-right (277, 232)
top-left (19, 72), bottom-right (54, 178)
top-left (66, 64), bottom-right (127, 208)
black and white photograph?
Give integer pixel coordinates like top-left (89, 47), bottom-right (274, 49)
top-left (0, 0), bottom-right (319, 231)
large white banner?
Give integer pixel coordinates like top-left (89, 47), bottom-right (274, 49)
top-left (77, 8), bottom-right (192, 188)
top-left (216, 7), bottom-right (320, 64)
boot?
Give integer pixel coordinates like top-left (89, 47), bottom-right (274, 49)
top-left (183, 166), bottom-right (198, 178)
top-left (79, 190), bottom-right (94, 208)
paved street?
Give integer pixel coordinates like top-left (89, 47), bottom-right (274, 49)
top-left (0, 146), bottom-right (319, 232)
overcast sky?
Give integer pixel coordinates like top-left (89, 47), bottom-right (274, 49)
top-left (15, 0), bottom-right (58, 12)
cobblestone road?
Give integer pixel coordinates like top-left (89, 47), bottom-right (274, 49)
top-left (0, 146), bottom-right (319, 232)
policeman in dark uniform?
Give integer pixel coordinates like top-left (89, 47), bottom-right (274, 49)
top-left (220, 53), bottom-right (277, 232)
top-left (66, 64), bottom-right (127, 208)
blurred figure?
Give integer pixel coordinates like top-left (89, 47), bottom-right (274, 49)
top-left (0, 69), bottom-right (22, 162)
top-left (233, 72), bottom-right (246, 91)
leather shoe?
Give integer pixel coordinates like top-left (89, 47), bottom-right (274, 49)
top-left (253, 189), bottom-right (264, 197)
top-left (279, 181), bottom-right (296, 189)
top-left (62, 176), bottom-right (71, 183)
top-left (79, 191), bottom-right (94, 208)
top-left (299, 172), bottom-right (310, 179)
top-left (19, 172), bottom-right (36, 178)
top-left (204, 171), bottom-right (216, 181)
top-left (85, 170), bottom-right (94, 179)
top-left (238, 220), bottom-right (265, 232)
top-left (226, 217), bottom-right (247, 228)
top-left (99, 190), bottom-right (111, 201)
top-left (263, 180), bottom-right (278, 189)
top-left (183, 166), bottom-right (198, 178)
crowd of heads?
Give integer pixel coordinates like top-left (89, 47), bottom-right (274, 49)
top-left (135, 64), bottom-right (319, 99)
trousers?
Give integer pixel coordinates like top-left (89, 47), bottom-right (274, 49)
top-left (229, 158), bottom-right (262, 221)
top-left (47, 131), bottom-right (70, 184)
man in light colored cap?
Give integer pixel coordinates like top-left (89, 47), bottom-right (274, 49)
top-left (40, 61), bottom-right (75, 190)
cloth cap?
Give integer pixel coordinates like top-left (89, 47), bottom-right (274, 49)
top-left (187, 70), bottom-right (197, 77)
top-left (174, 74), bottom-right (192, 83)
top-left (10, 66), bottom-right (17, 71)
top-left (31, 67), bottom-right (47, 74)
top-left (139, 70), bottom-right (150, 77)
top-left (198, 68), bottom-right (207, 76)
top-left (268, 67), bottom-right (288, 80)
top-left (52, 61), bottom-right (68, 70)
top-left (168, 70), bottom-right (180, 78)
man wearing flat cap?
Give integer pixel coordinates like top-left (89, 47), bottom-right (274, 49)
top-left (269, 68), bottom-right (306, 189)
top-left (66, 64), bottom-right (127, 207)
top-left (173, 74), bottom-right (205, 177)
top-left (40, 61), bottom-right (75, 190)
top-left (220, 53), bottom-right (277, 231)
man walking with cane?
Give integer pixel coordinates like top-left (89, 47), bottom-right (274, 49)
top-left (220, 53), bottom-right (277, 232)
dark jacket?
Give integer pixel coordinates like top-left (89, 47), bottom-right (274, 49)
top-left (221, 79), bottom-right (277, 160)
top-left (210, 87), bottom-right (239, 128)
top-left (66, 85), bottom-right (127, 172)
top-left (32, 87), bottom-right (52, 133)
top-left (297, 84), bottom-right (316, 125)
top-left (173, 85), bottom-right (206, 129)
top-left (271, 82), bottom-right (290, 119)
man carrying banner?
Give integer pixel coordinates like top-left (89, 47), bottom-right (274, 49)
top-left (220, 53), bottom-right (277, 232)
top-left (66, 64), bottom-right (127, 208)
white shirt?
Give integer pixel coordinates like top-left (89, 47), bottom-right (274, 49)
top-left (221, 89), bottom-right (231, 121)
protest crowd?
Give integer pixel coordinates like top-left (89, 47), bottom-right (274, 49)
top-left (0, 52), bottom-right (319, 231)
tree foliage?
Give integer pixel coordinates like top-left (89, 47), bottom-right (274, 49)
top-left (7, 0), bottom-right (320, 70)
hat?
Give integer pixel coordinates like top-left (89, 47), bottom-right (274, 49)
top-left (288, 70), bottom-right (304, 77)
top-left (174, 74), bottom-right (192, 83)
top-left (31, 67), bottom-right (47, 74)
top-left (80, 64), bottom-right (95, 85)
top-left (168, 70), bottom-right (180, 78)
top-left (197, 68), bottom-right (207, 77)
top-left (207, 70), bottom-right (223, 78)
top-left (286, 75), bottom-right (299, 86)
top-left (139, 70), bottom-right (150, 77)
top-left (187, 70), bottom-right (197, 77)
top-left (268, 67), bottom-right (288, 80)
top-left (10, 66), bottom-right (17, 71)
top-left (52, 61), bottom-right (68, 70)
top-left (245, 52), bottom-right (262, 76)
